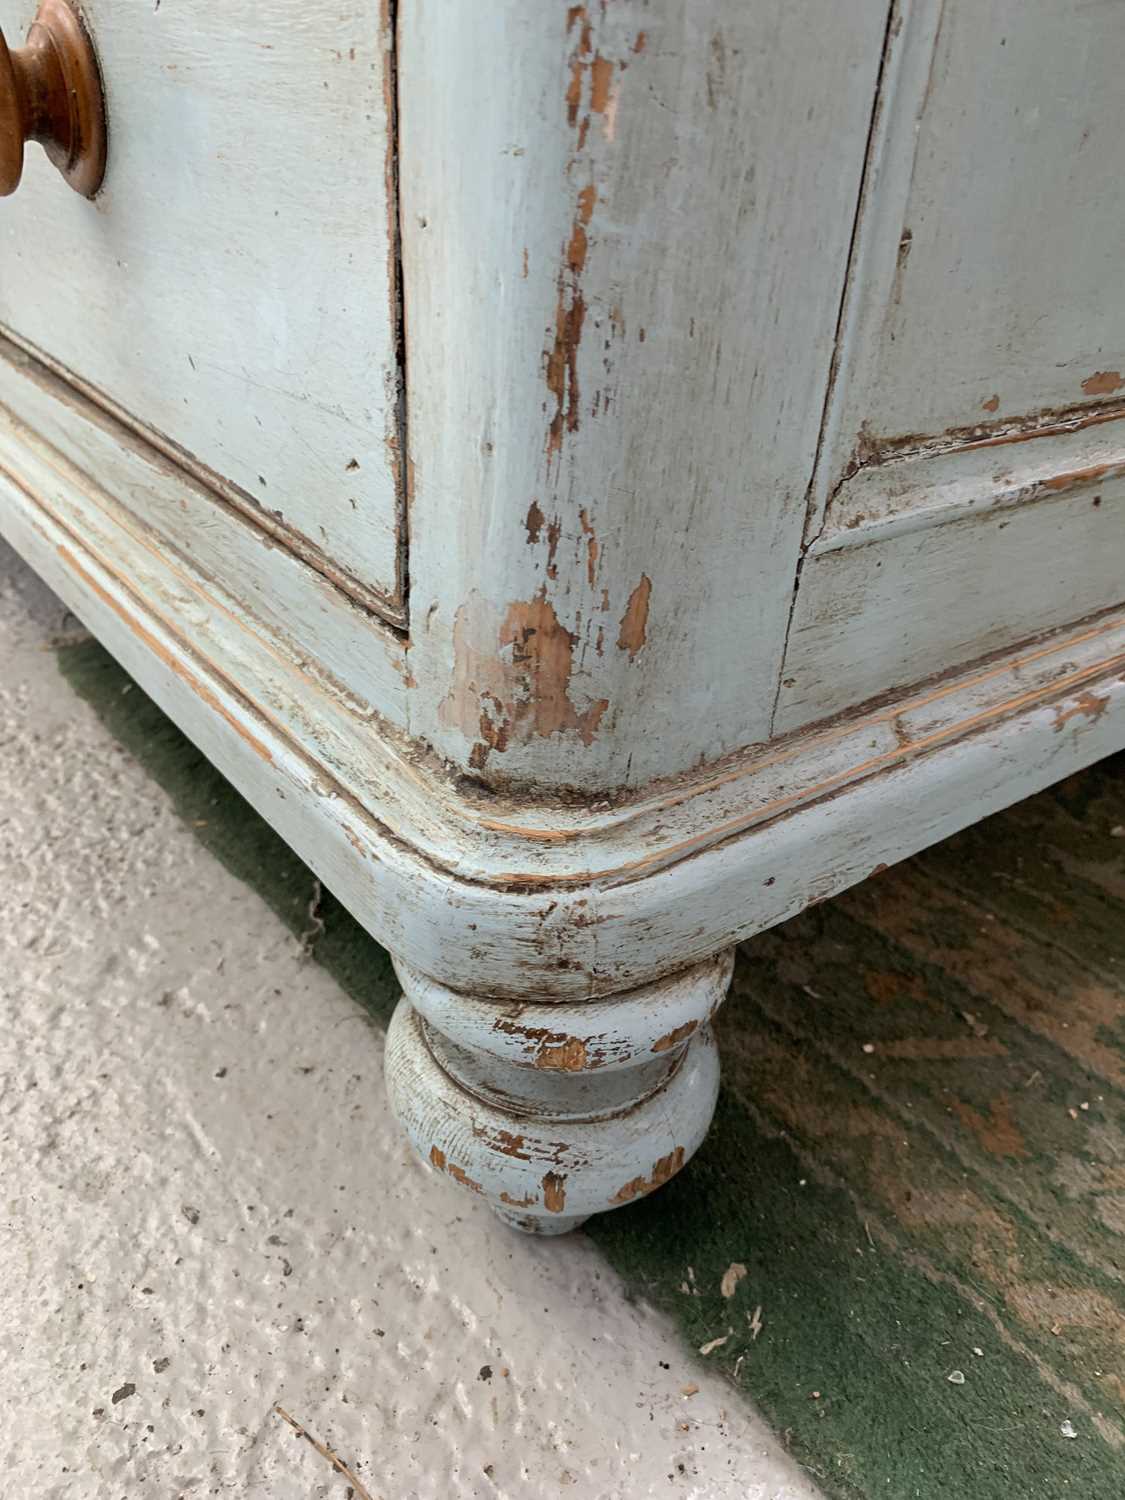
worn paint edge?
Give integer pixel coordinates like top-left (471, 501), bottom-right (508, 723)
top-left (814, 445), bottom-right (1125, 554)
top-left (0, 331), bottom-right (409, 630)
top-left (10, 435), bottom-right (1125, 899)
top-left (4, 432), bottom-right (1125, 884)
top-left (3, 421), bottom-right (1125, 896)
top-left (3, 458), bottom-right (1124, 1001)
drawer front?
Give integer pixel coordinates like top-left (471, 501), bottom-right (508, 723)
top-left (0, 0), bottom-right (405, 622)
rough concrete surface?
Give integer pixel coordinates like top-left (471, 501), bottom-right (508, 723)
top-left (0, 541), bottom-right (819, 1500)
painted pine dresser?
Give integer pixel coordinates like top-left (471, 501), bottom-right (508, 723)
top-left (1, 0), bottom-right (1123, 1233)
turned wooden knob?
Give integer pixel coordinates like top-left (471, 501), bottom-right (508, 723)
top-left (0, 0), bottom-right (106, 198)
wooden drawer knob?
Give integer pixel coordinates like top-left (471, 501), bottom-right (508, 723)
top-left (0, 0), bottom-right (106, 198)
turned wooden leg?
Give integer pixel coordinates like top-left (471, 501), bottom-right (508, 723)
top-left (383, 950), bottom-right (734, 1234)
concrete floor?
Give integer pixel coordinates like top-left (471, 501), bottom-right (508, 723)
top-left (0, 539), bottom-right (819, 1500)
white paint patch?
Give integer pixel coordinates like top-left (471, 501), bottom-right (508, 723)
top-left (0, 542), bottom-right (820, 1500)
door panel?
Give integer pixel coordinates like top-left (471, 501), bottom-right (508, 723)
top-left (775, 426), bottom-right (1125, 734)
top-left (779, 0), bottom-right (1125, 736)
top-left (821, 0), bottom-right (1125, 481)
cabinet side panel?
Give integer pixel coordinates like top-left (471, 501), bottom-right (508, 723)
top-left (399, 0), bottom-right (890, 791)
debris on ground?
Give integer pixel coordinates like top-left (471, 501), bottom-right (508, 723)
top-left (720, 1262), bottom-right (747, 1299)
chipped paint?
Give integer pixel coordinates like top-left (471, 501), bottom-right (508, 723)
top-left (565, 8), bottom-right (590, 134)
top-left (617, 574), bottom-right (652, 658)
top-left (579, 508), bottom-right (599, 587)
top-left (430, 1145), bottom-right (483, 1194)
top-left (546, 517), bottom-right (562, 578)
top-left (439, 590), bottom-right (610, 769)
top-left (1081, 371), bottom-right (1124, 397)
top-left (567, 185), bottom-right (597, 276)
top-left (651, 1020), bottom-right (698, 1054)
top-left (1040, 460), bottom-right (1123, 493)
top-left (546, 184), bottom-right (597, 459)
top-left (485, 1128), bottom-right (533, 1161)
top-left (545, 284), bottom-right (587, 459)
top-left (447, 1162), bottom-right (484, 1193)
top-left (388, 970), bottom-right (725, 1233)
top-left (498, 1190), bottom-right (537, 1209)
top-left (850, 397), bottom-right (1125, 472)
top-left (343, 827), bottom-right (369, 859)
top-left (981, 394), bottom-right (1000, 413)
top-left (565, 8), bottom-right (627, 150)
top-left (546, 10), bottom-right (642, 453)
top-left (610, 1147), bottom-right (686, 1205)
top-left (594, 57), bottom-right (621, 139)
top-left (1054, 691), bottom-right (1109, 731)
top-left (536, 1037), bottom-right (589, 1071)
top-left (499, 593), bottom-right (608, 742)
top-left (542, 1171), bottom-right (568, 1213)
top-left (589, 55), bottom-right (614, 115)
top-left (525, 499), bottom-right (545, 545)
top-left (492, 1016), bottom-right (595, 1071)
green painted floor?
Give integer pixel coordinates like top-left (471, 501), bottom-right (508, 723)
top-left (59, 637), bottom-right (1125, 1500)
